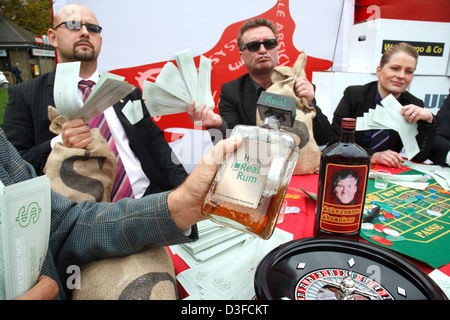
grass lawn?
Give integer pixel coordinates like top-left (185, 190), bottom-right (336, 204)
top-left (0, 88), bottom-right (8, 124)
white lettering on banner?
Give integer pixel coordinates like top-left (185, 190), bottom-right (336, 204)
top-left (205, 0), bottom-right (293, 71)
top-left (275, 0), bottom-right (290, 67)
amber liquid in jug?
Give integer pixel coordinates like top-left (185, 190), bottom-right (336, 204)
top-left (201, 92), bottom-right (300, 239)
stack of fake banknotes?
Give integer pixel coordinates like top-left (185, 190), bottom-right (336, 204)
top-left (355, 94), bottom-right (420, 160)
top-left (0, 176), bottom-right (51, 299)
top-left (54, 61), bottom-right (135, 122)
top-left (170, 220), bottom-right (293, 300)
top-left (142, 48), bottom-right (215, 116)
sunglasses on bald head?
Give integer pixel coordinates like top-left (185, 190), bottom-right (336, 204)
top-left (54, 21), bottom-right (102, 33)
top-left (240, 39), bottom-right (278, 52)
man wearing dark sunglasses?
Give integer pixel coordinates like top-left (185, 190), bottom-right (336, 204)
top-left (187, 18), bottom-right (332, 147)
top-left (2, 4), bottom-right (187, 199)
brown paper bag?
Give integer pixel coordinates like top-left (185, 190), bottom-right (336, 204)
top-left (43, 106), bottom-right (117, 202)
top-left (72, 246), bottom-right (178, 300)
top-left (257, 52), bottom-right (321, 175)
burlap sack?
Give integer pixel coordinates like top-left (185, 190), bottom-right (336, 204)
top-left (43, 106), bottom-right (117, 202)
top-left (72, 246), bottom-right (178, 300)
top-left (257, 52), bottom-right (321, 175)
top-left (44, 107), bottom-right (178, 300)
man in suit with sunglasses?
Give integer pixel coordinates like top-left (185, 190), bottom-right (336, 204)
top-left (187, 18), bottom-right (332, 147)
top-left (2, 4), bottom-right (187, 200)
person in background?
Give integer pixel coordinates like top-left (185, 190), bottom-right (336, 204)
top-left (330, 42), bottom-right (436, 168)
top-left (429, 93), bottom-right (450, 167)
top-left (11, 62), bottom-right (22, 84)
top-left (187, 18), bottom-right (332, 147)
top-left (1, 4), bottom-right (187, 200)
top-left (0, 126), bottom-right (242, 299)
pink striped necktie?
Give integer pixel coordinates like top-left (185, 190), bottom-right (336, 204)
top-left (79, 80), bottom-right (134, 201)
top-left (78, 80), bottom-right (95, 103)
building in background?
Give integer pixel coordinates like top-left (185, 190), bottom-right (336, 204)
top-left (0, 14), bottom-right (55, 83)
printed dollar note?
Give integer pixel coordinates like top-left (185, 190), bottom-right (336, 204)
top-left (0, 176), bottom-right (51, 299)
top-left (143, 49), bottom-right (215, 117)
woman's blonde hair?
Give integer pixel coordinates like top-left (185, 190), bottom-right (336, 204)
top-left (380, 42), bottom-right (419, 69)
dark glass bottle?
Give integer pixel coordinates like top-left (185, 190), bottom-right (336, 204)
top-left (315, 118), bottom-right (370, 240)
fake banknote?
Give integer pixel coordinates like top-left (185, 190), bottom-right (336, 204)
top-left (356, 94), bottom-right (420, 160)
top-left (143, 48), bottom-right (215, 116)
top-left (0, 176), bottom-right (51, 299)
top-left (54, 61), bottom-right (135, 122)
top-left (171, 221), bottom-right (293, 300)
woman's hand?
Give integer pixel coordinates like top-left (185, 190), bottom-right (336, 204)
top-left (371, 150), bottom-right (404, 168)
top-left (401, 104), bottom-right (434, 124)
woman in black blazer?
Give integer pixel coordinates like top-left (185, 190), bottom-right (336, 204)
top-left (330, 42), bottom-right (435, 168)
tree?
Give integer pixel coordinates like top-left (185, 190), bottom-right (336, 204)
top-left (0, 0), bottom-right (52, 36)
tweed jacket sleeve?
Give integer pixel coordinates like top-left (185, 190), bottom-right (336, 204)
top-left (0, 128), bottom-right (198, 298)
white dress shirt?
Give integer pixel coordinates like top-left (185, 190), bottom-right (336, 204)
top-left (51, 71), bottom-right (150, 198)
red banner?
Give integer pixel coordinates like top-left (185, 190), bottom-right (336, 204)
top-left (355, 0), bottom-right (450, 23)
top-left (110, 0), bottom-right (333, 142)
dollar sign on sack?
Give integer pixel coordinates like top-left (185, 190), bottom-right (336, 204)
top-left (60, 152), bottom-right (107, 202)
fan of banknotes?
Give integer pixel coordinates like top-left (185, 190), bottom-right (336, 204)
top-left (355, 94), bottom-right (420, 160)
top-left (142, 48), bottom-right (215, 117)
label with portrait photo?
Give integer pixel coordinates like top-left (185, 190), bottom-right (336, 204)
top-left (318, 164), bottom-right (368, 234)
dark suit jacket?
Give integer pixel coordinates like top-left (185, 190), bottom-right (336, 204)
top-left (430, 94), bottom-right (450, 166)
top-left (1, 71), bottom-right (187, 196)
top-left (218, 73), bottom-right (333, 146)
top-left (330, 81), bottom-right (436, 163)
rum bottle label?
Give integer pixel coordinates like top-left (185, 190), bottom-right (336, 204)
top-left (215, 140), bottom-right (273, 209)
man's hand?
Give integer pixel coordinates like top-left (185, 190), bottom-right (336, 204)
top-left (371, 150), bottom-right (404, 168)
top-left (61, 118), bottom-right (93, 148)
top-left (187, 101), bottom-right (223, 129)
top-left (16, 275), bottom-right (59, 300)
top-left (167, 134), bottom-right (243, 231)
top-left (294, 76), bottom-right (315, 105)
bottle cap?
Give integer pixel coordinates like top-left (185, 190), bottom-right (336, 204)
top-left (341, 118), bottom-right (356, 129)
top-left (256, 91), bottom-right (296, 128)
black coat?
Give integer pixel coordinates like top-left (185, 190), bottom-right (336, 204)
top-left (330, 81), bottom-right (436, 163)
top-left (218, 73), bottom-right (333, 146)
top-left (2, 71), bottom-right (187, 195)
top-left (430, 94), bottom-right (450, 166)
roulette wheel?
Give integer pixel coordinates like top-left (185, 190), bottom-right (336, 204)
top-left (254, 237), bottom-right (447, 300)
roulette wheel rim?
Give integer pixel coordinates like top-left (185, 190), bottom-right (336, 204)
top-left (254, 237), bottom-right (447, 300)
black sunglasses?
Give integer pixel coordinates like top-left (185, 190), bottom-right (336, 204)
top-left (54, 21), bottom-right (102, 33)
top-left (240, 39), bottom-right (278, 52)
